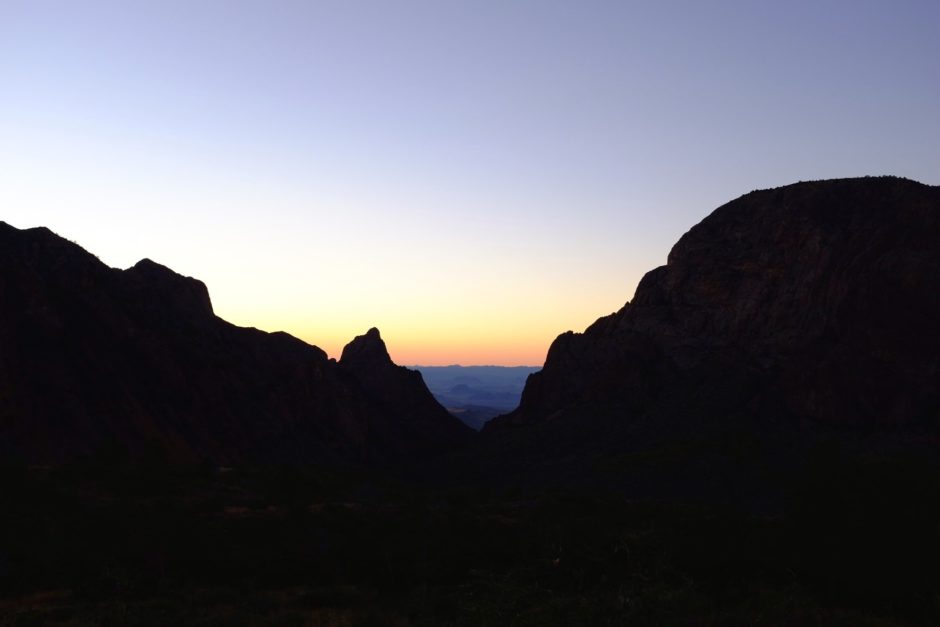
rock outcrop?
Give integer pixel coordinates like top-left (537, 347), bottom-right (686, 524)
top-left (488, 177), bottom-right (940, 441)
top-left (339, 328), bottom-right (471, 451)
top-left (0, 222), bottom-right (471, 465)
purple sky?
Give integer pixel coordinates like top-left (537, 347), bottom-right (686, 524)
top-left (2, 0), bottom-right (938, 364)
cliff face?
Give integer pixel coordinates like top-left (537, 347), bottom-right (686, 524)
top-left (489, 177), bottom-right (940, 435)
top-left (0, 222), bottom-right (470, 465)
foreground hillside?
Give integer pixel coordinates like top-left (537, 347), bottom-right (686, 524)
top-left (5, 461), bottom-right (937, 626)
top-left (0, 223), bottom-right (470, 465)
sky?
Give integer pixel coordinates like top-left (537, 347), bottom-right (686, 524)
top-left (2, 1), bottom-right (938, 365)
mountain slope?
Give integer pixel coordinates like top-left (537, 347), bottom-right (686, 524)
top-left (339, 328), bottom-right (472, 452)
top-left (481, 177), bottom-right (939, 497)
top-left (490, 176), bottom-right (939, 432)
top-left (0, 222), bottom-right (471, 465)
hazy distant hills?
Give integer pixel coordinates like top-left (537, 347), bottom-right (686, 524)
top-left (0, 222), bottom-right (470, 465)
top-left (481, 177), bottom-right (940, 498)
top-left (413, 366), bottom-right (540, 430)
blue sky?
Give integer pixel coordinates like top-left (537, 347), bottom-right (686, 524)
top-left (2, 0), bottom-right (938, 364)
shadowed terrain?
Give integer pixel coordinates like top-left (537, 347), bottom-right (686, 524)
top-left (494, 176), bottom-right (939, 432)
top-left (0, 222), bottom-right (470, 466)
top-left (479, 177), bottom-right (940, 502)
top-left (2, 176), bottom-right (939, 625)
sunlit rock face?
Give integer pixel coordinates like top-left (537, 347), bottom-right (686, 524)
top-left (0, 222), bottom-right (470, 465)
top-left (490, 177), bottom-right (940, 433)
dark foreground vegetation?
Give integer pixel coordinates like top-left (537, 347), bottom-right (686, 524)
top-left (2, 450), bottom-right (939, 626)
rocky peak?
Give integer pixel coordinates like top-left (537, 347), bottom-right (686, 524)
top-left (0, 222), bottom-right (111, 281)
top-left (340, 327), bottom-right (393, 371)
top-left (338, 327), bottom-right (473, 442)
top-left (122, 258), bottom-right (214, 319)
top-left (0, 224), bottom-right (472, 465)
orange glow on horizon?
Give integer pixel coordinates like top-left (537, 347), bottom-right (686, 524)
top-left (199, 261), bottom-right (635, 366)
top-left (215, 315), bottom-right (583, 367)
top-left (302, 329), bottom-right (554, 367)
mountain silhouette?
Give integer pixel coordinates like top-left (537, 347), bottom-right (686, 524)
top-left (0, 222), bottom-right (470, 465)
top-left (339, 328), bottom-right (471, 451)
top-left (4, 179), bottom-right (940, 623)
top-left (482, 177), bottom-right (939, 498)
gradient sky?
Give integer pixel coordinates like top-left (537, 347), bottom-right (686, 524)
top-left (2, 1), bottom-right (938, 365)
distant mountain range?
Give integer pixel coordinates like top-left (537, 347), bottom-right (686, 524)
top-left (412, 366), bottom-right (540, 430)
top-left (0, 222), bottom-right (470, 465)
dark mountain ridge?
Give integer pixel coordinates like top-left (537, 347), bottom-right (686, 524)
top-left (0, 222), bottom-right (470, 465)
top-left (338, 328), bottom-right (470, 447)
top-left (490, 176), bottom-right (939, 430)
top-left (480, 176), bottom-right (939, 498)
top-left (4, 179), bottom-right (940, 624)
top-left (3, 176), bottom-right (937, 477)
